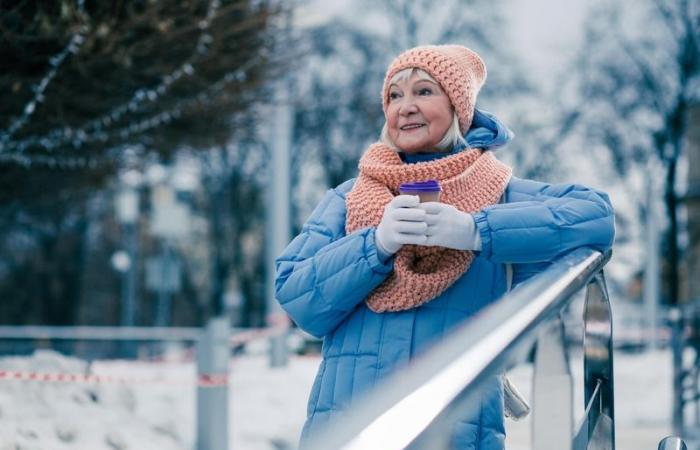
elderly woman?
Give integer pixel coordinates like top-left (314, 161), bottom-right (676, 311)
top-left (275, 45), bottom-right (615, 449)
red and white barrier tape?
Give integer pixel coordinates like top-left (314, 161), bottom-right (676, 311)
top-left (230, 326), bottom-right (287, 346)
top-left (0, 370), bottom-right (134, 384)
top-left (0, 325), bottom-right (296, 387)
top-left (197, 374), bottom-right (228, 387)
top-left (0, 370), bottom-right (228, 387)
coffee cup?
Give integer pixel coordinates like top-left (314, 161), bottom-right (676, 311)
top-left (399, 180), bottom-right (441, 203)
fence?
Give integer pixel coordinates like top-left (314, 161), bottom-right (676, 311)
top-left (0, 322), bottom-right (287, 450)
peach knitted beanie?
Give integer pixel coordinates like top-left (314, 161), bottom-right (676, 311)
top-left (382, 45), bottom-right (487, 134)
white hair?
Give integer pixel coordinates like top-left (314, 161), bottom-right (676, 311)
top-left (380, 68), bottom-right (466, 152)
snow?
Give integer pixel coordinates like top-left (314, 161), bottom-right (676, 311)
top-left (0, 350), bottom-right (318, 450)
top-left (0, 350), bottom-right (193, 450)
top-left (505, 348), bottom-right (673, 450)
top-left (0, 347), bottom-right (674, 450)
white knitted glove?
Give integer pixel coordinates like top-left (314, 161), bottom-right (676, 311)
top-left (375, 195), bottom-right (428, 256)
top-left (420, 202), bottom-right (482, 251)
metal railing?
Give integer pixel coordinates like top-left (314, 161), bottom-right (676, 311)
top-left (304, 248), bottom-right (685, 450)
top-left (0, 325), bottom-right (201, 341)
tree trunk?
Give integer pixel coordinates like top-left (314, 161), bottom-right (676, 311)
top-left (686, 105), bottom-right (700, 303)
top-left (208, 177), bottom-right (228, 318)
top-left (666, 157), bottom-right (680, 306)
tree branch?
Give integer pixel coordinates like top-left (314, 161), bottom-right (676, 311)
top-left (653, 0), bottom-right (683, 38)
top-left (612, 28), bottom-right (671, 114)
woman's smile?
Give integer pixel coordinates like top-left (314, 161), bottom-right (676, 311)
top-left (386, 73), bottom-right (454, 153)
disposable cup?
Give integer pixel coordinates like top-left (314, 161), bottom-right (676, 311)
top-left (399, 180), bottom-right (441, 203)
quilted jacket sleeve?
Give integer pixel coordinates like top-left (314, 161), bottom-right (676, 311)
top-left (472, 177), bottom-right (615, 264)
top-left (275, 183), bottom-right (394, 338)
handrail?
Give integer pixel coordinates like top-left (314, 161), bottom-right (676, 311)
top-left (305, 247), bottom-right (612, 450)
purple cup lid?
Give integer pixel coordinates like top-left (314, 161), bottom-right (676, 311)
top-left (399, 179), bottom-right (441, 193)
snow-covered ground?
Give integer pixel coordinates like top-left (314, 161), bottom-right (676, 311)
top-left (0, 347), bottom-right (676, 450)
top-left (505, 348), bottom-right (673, 450)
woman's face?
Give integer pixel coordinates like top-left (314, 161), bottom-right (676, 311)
top-left (386, 72), bottom-right (453, 153)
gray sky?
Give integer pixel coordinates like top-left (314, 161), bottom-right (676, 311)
top-left (294, 0), bottom-right (591, 89)
top-left (505, 0), bottom-right (589, 86)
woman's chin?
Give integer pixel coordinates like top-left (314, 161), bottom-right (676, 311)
top-left (399, 145), bottom-right (442, 154)
top-left (396, 139), bottom-right (435, 154)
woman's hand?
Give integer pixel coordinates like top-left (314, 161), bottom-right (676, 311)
top-left (420, 202), bottom-right (482, 251)
top-left (375, 195), bottom-right (428, 255)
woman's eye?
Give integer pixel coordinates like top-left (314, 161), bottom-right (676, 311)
top-left (418, 88), bottom-right (432, 95)
top-left (388, 92), bottom-right (401, 101)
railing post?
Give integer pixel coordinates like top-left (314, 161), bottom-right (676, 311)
top-left (197, 316), bottom-right (229, 450)
top-left (669, 306), bottom-right (684, 435)
top-left (658, 436), bottom-right (688, 450)
top-left (583, 271), bottom-right (615, 450)
top-left (532, 317), bottom-right (573, 450)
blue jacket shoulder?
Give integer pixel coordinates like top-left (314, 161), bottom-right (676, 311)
top-left (333, 178), bottom-right (356, 197)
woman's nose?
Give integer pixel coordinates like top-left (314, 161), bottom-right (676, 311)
top-left (400, 98), bottom-right (418, 115)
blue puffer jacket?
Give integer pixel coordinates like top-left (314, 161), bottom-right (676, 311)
top-left (275, 112), bottom-right (615, 449)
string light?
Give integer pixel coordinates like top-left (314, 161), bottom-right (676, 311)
top-left (0, 20), bottom-right (89, 147)
top-left (0, 0), bottom-right (272, 169)
top-left (0, 51), bottom-right (262, 169)
top-left (2, 49), bottom-right (260, 159)
top-left (0, 152), bottom-right (100, 170)
top-left (0, 0), bottom-right (221, 156)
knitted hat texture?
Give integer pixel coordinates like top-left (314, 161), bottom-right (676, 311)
top-left (382, 45), bottom-right (487, 134)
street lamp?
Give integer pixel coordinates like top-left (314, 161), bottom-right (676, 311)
top-left (114, 170), bottom-right (142, 329)
top-left (147, 161), bottom-right (193, 327)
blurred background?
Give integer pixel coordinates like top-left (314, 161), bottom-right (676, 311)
top-left (0, 0), bottom-right (699, 449)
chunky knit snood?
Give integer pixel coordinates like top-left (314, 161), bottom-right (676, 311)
top-left (346, 143), bottom-right (512, 313)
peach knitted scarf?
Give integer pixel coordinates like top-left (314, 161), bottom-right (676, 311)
top-left (346, 143), bottom-right (512, 313)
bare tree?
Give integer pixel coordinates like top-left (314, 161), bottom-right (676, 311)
top-left (566, 0), bottom-right (699, 305)
top-left (562, 2), bottom-right (699, 432)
